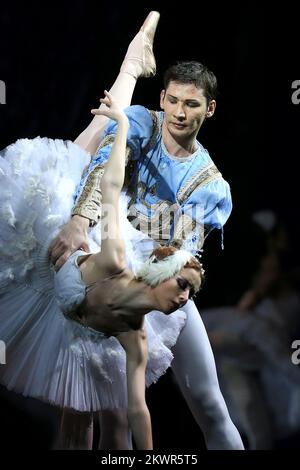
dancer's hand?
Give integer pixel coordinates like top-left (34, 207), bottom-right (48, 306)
top-left (91, 90), bottom-right (129, 125)
top-left (49, 216), bottom-right (90, 271)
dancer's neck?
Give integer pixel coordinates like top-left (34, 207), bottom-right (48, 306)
top-left (120, 278), bottom-right (160, 316)
top-left (162, 122), bottom-right (198, 157)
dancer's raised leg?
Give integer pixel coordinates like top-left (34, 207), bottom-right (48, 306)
top-left (74, 11), bottom-right (160, 155)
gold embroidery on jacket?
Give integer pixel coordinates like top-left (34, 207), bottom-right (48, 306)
top-left (72, 165), bottom-right (105, 224)
top-left (177, 163), bottom-right (222, 203)
top-left (127, 162), bottom-right (222, 247)
top-left (72, 135), bottom-right (132, 224)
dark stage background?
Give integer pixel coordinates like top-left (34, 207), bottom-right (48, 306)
top-left (0, 0), bottom-right (299, 452)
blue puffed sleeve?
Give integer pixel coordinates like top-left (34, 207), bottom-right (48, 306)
top-left (183, 177), bottom-right (232, 228)
top-left (179, 177), bottom-right (232, 252)
top-left (100, 105), bottom-right (154, 160)
top-left (201, 178), bottom-right (232, 229)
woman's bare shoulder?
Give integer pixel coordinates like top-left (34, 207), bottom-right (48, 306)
top-left (78, 252), bottom-right (127, 285)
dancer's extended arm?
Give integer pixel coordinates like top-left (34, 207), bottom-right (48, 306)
top-left (117, 328), bottom-right (153, 450)
top-left (91, 90), bottom-right (128, 273)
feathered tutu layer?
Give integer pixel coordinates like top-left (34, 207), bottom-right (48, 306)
top-left (0, 137), bottom-right (186, 411)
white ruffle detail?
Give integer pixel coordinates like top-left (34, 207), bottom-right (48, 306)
top-left (0, 136), bottom-right (90, 290)
top-left (136, 249), bottom-right (194, 287)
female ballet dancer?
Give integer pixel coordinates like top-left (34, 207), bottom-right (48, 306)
top-left (0, 91), bottom-right (203, 449)
top-left (55, 90), bottom-right (203, 448)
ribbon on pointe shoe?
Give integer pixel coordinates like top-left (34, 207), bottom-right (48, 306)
top-left (120, 11), bottom-right (160, 79)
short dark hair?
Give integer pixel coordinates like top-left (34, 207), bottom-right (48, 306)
top-left (163, 61), bottom-right (218, 104)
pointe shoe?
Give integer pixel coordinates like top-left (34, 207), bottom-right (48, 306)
top-left (120, 11), bottom-right (160, 79)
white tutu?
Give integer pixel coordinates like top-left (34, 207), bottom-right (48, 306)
top-left (0, 137), bottom-right (186, 412)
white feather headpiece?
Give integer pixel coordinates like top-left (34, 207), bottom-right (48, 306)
top-left (135, 249), bottom-right (196, 287)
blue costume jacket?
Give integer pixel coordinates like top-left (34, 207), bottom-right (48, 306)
top-left (74, 105), bottom-right (232, 254)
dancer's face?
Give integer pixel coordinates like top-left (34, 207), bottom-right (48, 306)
top-left (160, 81), bottom-right (216, 141)
top-left (153, 267), bottom-right (201, 314)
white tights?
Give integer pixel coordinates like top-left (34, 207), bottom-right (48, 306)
top-left (170, 300), bottom-right (244, 449)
